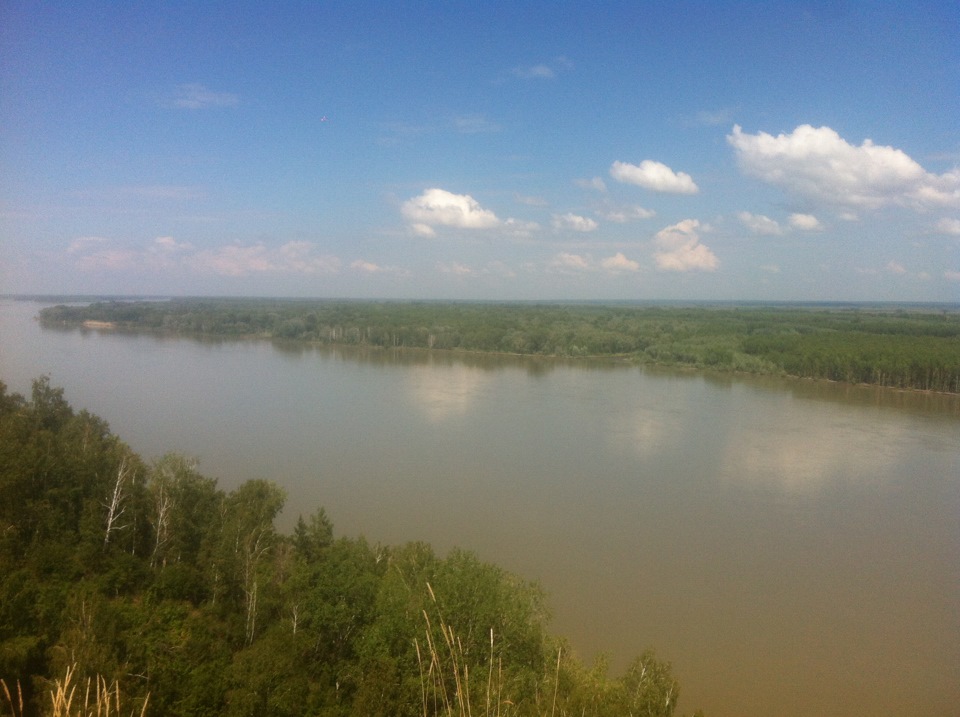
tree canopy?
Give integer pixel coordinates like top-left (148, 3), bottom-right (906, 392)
top-left (40, 299), bottom-right (960, 393)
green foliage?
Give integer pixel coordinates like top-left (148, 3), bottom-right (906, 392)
top-left (0, 378), bottom-right (694, 716)
top-left (40, 299), bottom-right (960, 392)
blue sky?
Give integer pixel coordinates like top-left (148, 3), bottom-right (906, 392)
top-left (2, 1), bottom-right (958, 301)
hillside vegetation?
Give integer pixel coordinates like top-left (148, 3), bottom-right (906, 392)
top-left (0, 378), bottom-right (692, 717)
top-left (40, 299), bottom-right (960, 393)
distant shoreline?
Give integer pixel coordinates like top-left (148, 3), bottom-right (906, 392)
top-left (34, 297), bottom-right (960, 394)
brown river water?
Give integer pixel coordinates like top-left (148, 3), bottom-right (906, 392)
top-left (1, 299), bottom-right (958, 716)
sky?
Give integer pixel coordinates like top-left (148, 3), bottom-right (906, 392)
top-left (1, 1), bottom-right (959, 302)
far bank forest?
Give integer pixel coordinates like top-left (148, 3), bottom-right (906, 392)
top-left (40, 299), bottom-right (960, 393)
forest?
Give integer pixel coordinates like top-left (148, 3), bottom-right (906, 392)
top-left (39, 299), bottom-right (960, 393)
top-left (0, 378), bottom-right (694, 717)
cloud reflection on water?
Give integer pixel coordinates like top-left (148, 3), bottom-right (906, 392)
top-left (719, 400), bottom-right (906, 494)
top-left (407, 363), bottom-right (491, 422)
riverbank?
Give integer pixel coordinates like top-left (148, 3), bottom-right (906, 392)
top-left (38, 298), bottom-right (960, 394)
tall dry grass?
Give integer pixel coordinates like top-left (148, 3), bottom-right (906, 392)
top-left (1, 665), bottom-right (148, 717)
top-left (415, 583), bottom-right (561, 717)
top-left (1, 678), bottom-right (24, 717)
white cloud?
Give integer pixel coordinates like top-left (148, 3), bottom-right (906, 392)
top-left (575, 177), bottom-right (607, 192)
top-left (350, 260), bottom-right (384, 273)
top-left (788, 213), bottom-right (823, 231)
top-left (75, 248), bottom-right (139, 272)
top-left (945, 271), bottom-right (960, 282)
top-left (502, 218), bottom-right (541, 237)
top-left (67, 236), bottom-right (109, 254)
top-left (738, 211), bottom-right (782, 235)
top-left (552, 212), bottom-right (598, 232)
top-left (349, 259), bottom-right (409, 277)
top-left (511, 63), bottom-right (555, 79)
top-left (692, 107), bottom-right (736, 126)
top-left (514, 194), bottom-right (549, 207)
top-left (151, 236), bottom-right (193, 253)
top-left (886, 260), bottom-right (908, 275)
top-left (728, 124), bottom-right (960, 210)
top-left (165, 83), bottom-right (239, 109)
top-left (596, 204), bottom-right (655, 223)
top-left (600, 252), bottom-right (640, 273)
top-left (147, 236), bottom-right (193, 268)
top-left (402, 188), bottom-right (501, 235)
top-left (935, 218), bottom-right (960, 235)
top-left (551, 252), bottom-right (591, 271)
top-left (652, 219), bottom-right (719, 272)
top-left (437, 261), bottom-right (473, 276)
top-left (760, 264), bottom-right (780, 273)
top-left (189, 242), bottom-right (340, 277)
top-left (70, 235), bottom-right (194, 272)
top-left (610, 160), bottom-right (699, 194)
top-left (410, 223), bottom-right (437, 238)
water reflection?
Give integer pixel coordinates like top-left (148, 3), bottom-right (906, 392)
top-left (720, 412), bottom-right (906, 493)
top-left (407, 363), bottom-right (492, 422)
top-left (608, 405), bottom-right (683, 456)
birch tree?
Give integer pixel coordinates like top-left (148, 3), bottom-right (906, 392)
top-left (102, 454), bottom-right (135, 548)
top-left (216, 480), bottom-right (286, 645)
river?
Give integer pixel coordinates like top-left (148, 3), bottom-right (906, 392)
top-left (1, 298), bottom-right (958, 716)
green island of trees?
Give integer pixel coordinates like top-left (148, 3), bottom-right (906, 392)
top-left (1, 377), bottom-right (698, 717)
top-left (39, 299), bottom-right (960, 393)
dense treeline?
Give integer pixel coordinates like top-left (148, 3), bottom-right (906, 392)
top-left (39, 299), bottom-right (960, 392)
top-left (0, 378), bottom-right (691, 717)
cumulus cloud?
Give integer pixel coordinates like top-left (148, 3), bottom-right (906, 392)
top-left (935, 217), bottom-right (960, 235)
top-left (652, 219), bottom-right (719, 272)
top-left (547, 252), bottom-right (641, 274)
top-left (551, 252), bottom-right (591, 271)
top-left (596, 204), bottom-right (655, 223)
top-left (600, 252), bottom-right (641, 272)
top-left (945, 271), bottom-right (960, 282)
top-left (552, 212), bottom-right (598, 232)
top-left (402, 188), bottom-right (501, 236)
top-left (728, 124), bottom-right (960, 210)
top-left (738, 211), bottom-right (782, 235)
top-left (788, 213), bottom-right (823, 231)
top-left (165, 83), bottom-right (239, 109)
top-left (610, 160), bottom-right (699, 194)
